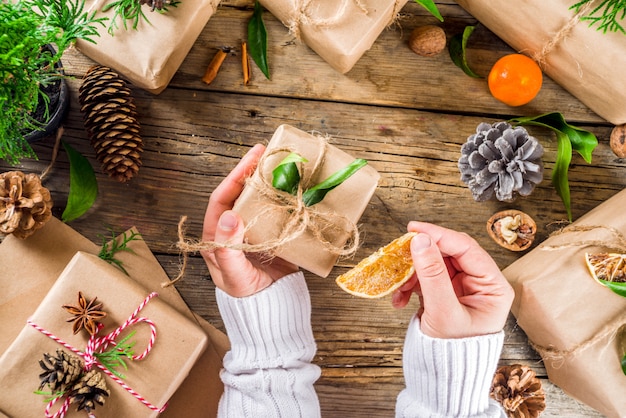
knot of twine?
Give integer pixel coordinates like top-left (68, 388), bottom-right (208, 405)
top-left (531, 0), bottom-right (597, 67)
top-left (170, 139), bottom-right (361, 285)
top-left (28, 292), bottom-right (164, 418)
top-left (529, 224), bottom-right (626, 367)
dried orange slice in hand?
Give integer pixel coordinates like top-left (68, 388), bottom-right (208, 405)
top-left (585, 252), bottom-right (626, 284)
top-left (335, 232), bottom-right (417, 298)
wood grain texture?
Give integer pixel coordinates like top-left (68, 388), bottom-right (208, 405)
top-left (1, 1), bottom-right (618, 416)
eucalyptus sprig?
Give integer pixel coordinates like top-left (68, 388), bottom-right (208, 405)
top-left (272, 152), bottom-right (368, 207)
top-left (94, 330), bottom-right (136, 378)
top-left (98, 229), bottom-right (142, 275)
top-left (510, 112), bottom-right (598, 222)
top-left (571, 0), bottom-right (626, 34)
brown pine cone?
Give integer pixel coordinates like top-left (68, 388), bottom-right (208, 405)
top-left (491, 364), bottom-right (546, 418)
top-left (38, 349), bottom-right (84, 393)
top-left (67, 369), bottom-right (110, 413)
top-left (79, 65), bottom-right (143, 183)
top-left (0, 171), bottom-right (53, 239)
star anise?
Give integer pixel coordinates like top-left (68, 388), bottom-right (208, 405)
top-left (63, 292), bottom-right (107, 336)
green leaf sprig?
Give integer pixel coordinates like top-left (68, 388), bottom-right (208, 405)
top-left (61, 141), bottom-right (98, 222)
top-left (271, 153), bottom-right (368, 207)
top-left (98, 229), bottom-right (142, 275)
top-left (571, 0), bottom-right (626, 34)
top-left (448, 25), bottom-right (481, 78)
top-left (510, 112), bottom-right (598, 222)
top-left (248, 0), bottom-right (270, 79)
top-left (102, 0), bottom-right (180, 35)
top-left (414, 0), bottom-right (443, 22)
top-left (93, 330), bottom-right (137, 378)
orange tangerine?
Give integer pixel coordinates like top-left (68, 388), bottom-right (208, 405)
top-left (488, 54), bottom-right (543, 107)
top-left (335, 232), bottom-right (417, 298)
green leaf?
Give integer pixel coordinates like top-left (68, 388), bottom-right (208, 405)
top-left (302, 159), bottom-right (367, 207)
top-left (621, 353), bottom-right (626, 376)
top-left (272, 153), bottom-right (308, 195)
top-left (61, 141), bottom-right (98, 222)
top-left (598, 278), bottom-right (626, 298)
top-left (510, 112), bottom-right (598, 222)
top-left (248, 1), bottom-right (270, 79)
top-left (413, 0), bottom-right (443, 22)
top-left (448, 25), bottom-right (482, 78)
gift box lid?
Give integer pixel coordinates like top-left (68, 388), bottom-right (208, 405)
top-left (0, 252), bottom-right (208, 418)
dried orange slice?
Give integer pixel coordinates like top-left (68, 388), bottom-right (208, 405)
top-left (585, 252), bottom-right (626, 284)
top-left (335, 232), bottom-right (417, 298)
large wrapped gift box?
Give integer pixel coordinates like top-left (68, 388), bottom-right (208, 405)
top-left (503, 188), bottom-right (626, 417)
top-left (260, 0), bottom-right (409, 73)
top-left (0, 218), bottom-right (229, 418)
top-left (0, 252), bottom-right (208, 417)
top-left (76, 0), bottom-right (221, 93)
top-left (232, 124), bottom-right (380, 277)
top-left (456, 0), bottom-right (626, 125)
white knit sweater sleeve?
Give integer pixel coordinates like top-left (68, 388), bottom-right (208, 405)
top-left (396, 315), bottom-right (507, 418)
top-left (216, 271), bottom-right (321, 418)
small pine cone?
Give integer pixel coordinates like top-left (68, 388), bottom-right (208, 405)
top-left (0, 171), bottom-right (53, 239)
top-left (490, 364), bottom-right (546, 418)
top-left (79, 65), bottom-right (143, 183)
top-left (67, 369), bottom-right (110, 413)
top-left (38, 349), bottom-right (84, 393)
top-left (458, 122), bottom-right (544, 202)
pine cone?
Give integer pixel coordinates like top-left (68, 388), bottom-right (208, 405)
top-left (38, 349), bottom-right (84, 393)
top-left (67, 369), bottom-right (110, 413)
top-left (79, 65), bottom-right (143, 183)
top-left (0, 171), bottom-right (53, 239)
top-left (458, 122), bottom-right (544, 202)
top-left (491, 364), bottom-right (546, 418)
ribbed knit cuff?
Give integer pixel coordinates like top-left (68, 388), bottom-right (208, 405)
top-left (399, 315), bottom-right (504, 417)
top-left (216, 272), bottom-right (316, 370)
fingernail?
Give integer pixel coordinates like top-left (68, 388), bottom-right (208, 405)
top-left (218, 211), bottom-right (238, 231)
top-left (411, 234), bottom-right (431, 253)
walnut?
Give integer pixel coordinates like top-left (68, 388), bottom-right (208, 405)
top-left (408, 25), bottom-right (446, 57)
top-left (0, 171), bottom-right (53, 239)
top-left (486, 210), bottom-right (536, 251)
top-left (610, 124), bottom-right (626, 158)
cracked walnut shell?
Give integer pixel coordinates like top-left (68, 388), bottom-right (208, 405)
top-left (487, 210), bottom-right (536, 251)
top-left (0, 171), bottom-right (53, 239)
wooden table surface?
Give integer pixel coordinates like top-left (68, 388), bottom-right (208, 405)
top-left (2, 1), bottom-right (621, 416)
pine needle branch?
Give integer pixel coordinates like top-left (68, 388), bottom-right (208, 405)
top-left (98, 229), bottom-right (142, 275)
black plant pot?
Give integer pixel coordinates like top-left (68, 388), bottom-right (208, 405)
top-left (23, 45), bottom-right (71, 143)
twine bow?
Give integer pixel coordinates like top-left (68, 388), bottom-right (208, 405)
top-left (529, 224), bottom-right (626, 367)
top-left (171, 138), bottom-right (362, 285)
top-left (28, 292), bottom-right (163, 417)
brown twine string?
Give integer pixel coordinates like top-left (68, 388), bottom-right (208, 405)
top-left (531, 0), bottom-right (596, 66)
top-left (165, 138), bottom-right (361, 286)
top-left (40, 126), bottom-right (64, 182)
top-left (527, 223), bottom-right (626, 366)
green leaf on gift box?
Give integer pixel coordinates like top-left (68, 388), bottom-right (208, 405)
top-left (102, 0), bottom-right (179, 35)
top-left (449, 25), bottom-right (481, 78)
top-left (61, 141), bottom-right (98, 223)
top-left (248, 0), bottom-right (270, 79)
top-left (302, 159), bottom-right (368, 207)
top-left (414, 0), bottom-right (443, 22)
top-left (510, 112), bottom-right (598, 222)
top-left (94, 330), bottom-right (136, 378)
top-left (98, 229), bottom-right (142, 275)
top-left (272, 153), bottom-right (308, 195)
top-left (571, 0), bottom-right (626, 34)
top-left (598, 278), bottom-right (626, 298)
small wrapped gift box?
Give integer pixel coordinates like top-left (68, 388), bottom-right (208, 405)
top-left (260, 0), bottom-right (408, 73)
top-left (456, 0), bottom-right (626, 125)
top-left (76, 0), bottom-right (220, 93)
top-left (503, 188), bottom-right (626, 417)
top-left (0, 252), bottom-right (208, 417)
top-left (232, 124), bottom-right (380, 277)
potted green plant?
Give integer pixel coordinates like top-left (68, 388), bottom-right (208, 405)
top-left (0, 0), bottom-right (105, 164)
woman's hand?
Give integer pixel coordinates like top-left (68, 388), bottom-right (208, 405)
top-left (392, 221), bottom-right (514, 339)
top-left (201, 144), bottom-right (298, 298)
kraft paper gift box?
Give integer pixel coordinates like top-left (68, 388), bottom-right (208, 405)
top-left (260, 0), bottom-right (409, 73)
top-left (232, 124), bottom-right (380, 277)
top-left (0, 218), bottom-right (229, 418)
top-left (76, 0), bottom-right (221, 93)
top-left (456, 0), bottom-right (626, 125)
top-left (0, 252), bottom-right (208, 417)
top-left (503, 188), bottom-right (626, 418)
